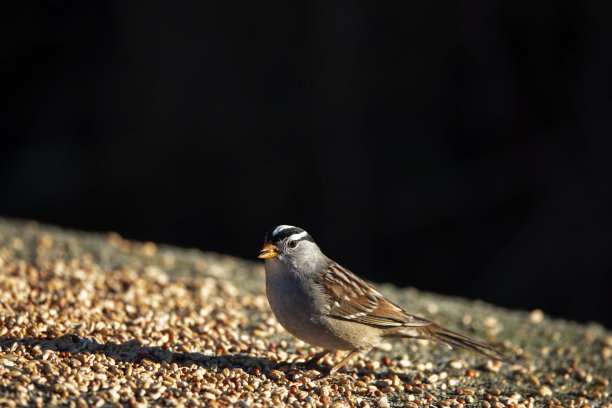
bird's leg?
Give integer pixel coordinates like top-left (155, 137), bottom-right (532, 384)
top-left (318, 350), bottom-right (361, 378)
top-left (303, 349), bottom-right (331, 368)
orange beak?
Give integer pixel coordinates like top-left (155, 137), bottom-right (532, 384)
top-left (258, 242), bottom-right (279, 258)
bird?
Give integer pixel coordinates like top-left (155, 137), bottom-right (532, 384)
top-left (258, 225), bottom-right (504, 376)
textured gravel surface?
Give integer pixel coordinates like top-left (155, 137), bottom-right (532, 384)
top-left (0, 217), bottom-right (610, 407)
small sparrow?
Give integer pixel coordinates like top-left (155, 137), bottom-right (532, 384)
top-left (259, 225), bottom-right (504, 376)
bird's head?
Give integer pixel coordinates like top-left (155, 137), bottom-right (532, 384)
top-left (258, 225), bottom-right (321, 267)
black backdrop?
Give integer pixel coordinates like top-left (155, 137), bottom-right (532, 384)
top-left (2, 2), bottom-right (611, 327)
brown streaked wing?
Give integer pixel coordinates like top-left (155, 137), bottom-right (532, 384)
top-left (318, 262), bottom-right (432, 328)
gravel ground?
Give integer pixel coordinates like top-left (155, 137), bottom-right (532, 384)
top-left (0, 217), bottom-right (610, 408)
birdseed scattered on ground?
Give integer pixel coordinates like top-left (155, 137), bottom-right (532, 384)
top-left (0, 218), bottom-right (610, 407)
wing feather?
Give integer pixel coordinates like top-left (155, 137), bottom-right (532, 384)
top-left (317, 262), bottom-right (431, 328)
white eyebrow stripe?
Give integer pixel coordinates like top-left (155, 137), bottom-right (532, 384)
top-left (288, 231), bottom-right (308, 241)
top-left (272, 225), bottom-right (296, 236)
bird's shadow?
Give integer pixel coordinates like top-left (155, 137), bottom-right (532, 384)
top-left (0, 334), bottom-right (415, 382)
top-left (0, 334), bottom-right (276, 373)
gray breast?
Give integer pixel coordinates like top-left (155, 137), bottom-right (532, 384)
top-left (265, 261), bottom-right (352, 350)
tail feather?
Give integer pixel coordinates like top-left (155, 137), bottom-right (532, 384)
top-left (415, 324), bottom-right (505, 360)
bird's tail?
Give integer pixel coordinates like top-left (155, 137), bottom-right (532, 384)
top-left (413, 324), bottom-right (505, 360)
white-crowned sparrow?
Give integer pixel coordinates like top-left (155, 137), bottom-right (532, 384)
top-left (258, 225), bottom-right (504, 376)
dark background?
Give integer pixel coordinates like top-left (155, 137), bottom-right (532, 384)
top-left (2, 2), bottom-right (611, 327)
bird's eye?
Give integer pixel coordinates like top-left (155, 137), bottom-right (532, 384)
top-left (288, 240), bottom-right (298, 249)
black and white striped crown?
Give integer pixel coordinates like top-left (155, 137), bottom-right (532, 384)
top-left (265, 225), bottom-right (315, 244)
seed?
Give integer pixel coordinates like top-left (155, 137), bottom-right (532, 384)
top-left (466, 369), bottom-right (478, 378)
top-left (377, 342), bottom-right (393, 352)
top-left (528, 374), bottom-right (540, 386)
top-left (268, 370), bottom-right (284, 380)
top-left (483, 316), bottom-right (499, 328)
top-left (538, 386), bottom-right (553, 397)
top-left (449, 359), bottom-right (466, 370)
top-left (484, 359), bottom-right (502, 373)
top-left (458, 388), bottom-right (474, 395)
top-left (203, 392), bottom-right (217, 400)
